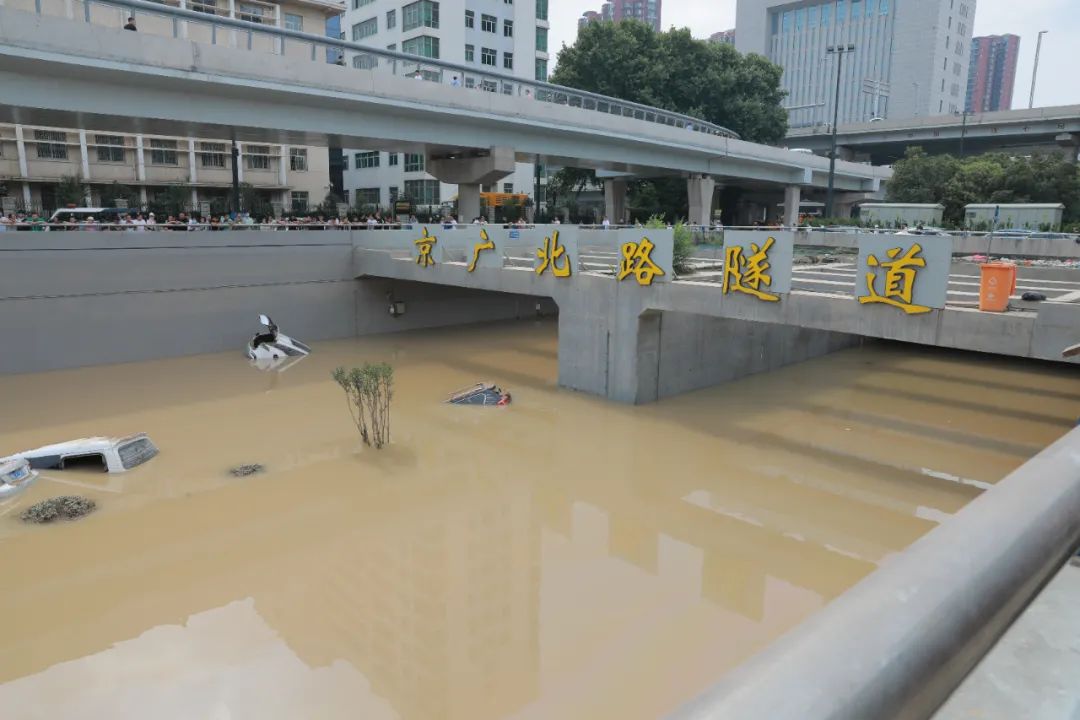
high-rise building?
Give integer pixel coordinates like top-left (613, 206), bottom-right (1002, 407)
top-left (735, 0), bottom-right (977, 126)
top-left (710, 29), bottom-right (736, 45)
top-left (965, 34), bottom-right (1020, 113)
top-left (342, 0), bottom-right (550, 215)
top-left (578, 0), bottom-right (662, 34)
top-left (0, 0), bottom-right (340, 215)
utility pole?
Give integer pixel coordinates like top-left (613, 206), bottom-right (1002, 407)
top-left (958, 109), bottom-right (969, 156)
top-left (1029, 30), bottom-right (1048, 109)
top-left (825, 44), bottom-right (855, 219)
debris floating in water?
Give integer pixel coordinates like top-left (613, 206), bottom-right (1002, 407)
top-left (21, 496), bottom-right (97, 524)
top-left (229, 464), bottom-right (265, 477)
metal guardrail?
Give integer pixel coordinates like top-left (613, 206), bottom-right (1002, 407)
top-left (31, 0), bottom-right (741, 140)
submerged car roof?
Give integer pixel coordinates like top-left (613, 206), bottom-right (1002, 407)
top-left (1, 434), bottom-right (152, 461)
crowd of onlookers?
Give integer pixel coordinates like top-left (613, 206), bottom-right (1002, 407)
top-left (0, 210), bottom-right (551, 231)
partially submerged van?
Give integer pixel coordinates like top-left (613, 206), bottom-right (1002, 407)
top-left (1, 434), bottom-right (158, 473)
top-left (0, 457), bottom-right (38, 500)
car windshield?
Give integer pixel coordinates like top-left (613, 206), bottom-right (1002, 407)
top-left (118, 438), bottom-right (159, 469)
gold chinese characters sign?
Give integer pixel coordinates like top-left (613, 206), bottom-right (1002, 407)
top-left (721, 231), bottom-right (795, 302)
top-left (536, 230), bottom-right (572, 277)
top-left (855, 235), bottom-right (951, 314)
top-left (618, 236), bottom-right (666, 286)
top-left (413, 227), bottom-right (437, 267)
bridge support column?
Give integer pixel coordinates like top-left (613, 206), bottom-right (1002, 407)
top-left (604, 179), bottom-right (627, 224)
top-left (783, 185), bottom-right (801, 226)
top-left (458, 183), bottom-right (481, 223)
top-left (1056, 133), bottom-right (1080, 163)
top-left (687, 175), bottom-right (716, 227)
top-left (426, 147), bottom-right (515, 221)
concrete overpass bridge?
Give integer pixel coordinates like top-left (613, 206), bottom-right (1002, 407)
top-left (786, 105), bottom-right (1080, 165)
top-left (0, 0), bottom-right (888, 224)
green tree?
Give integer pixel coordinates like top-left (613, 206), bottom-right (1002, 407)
top-left (55, 175), bottom-right (87, 208)
top-left (887, 148), bottom-right (1080, 225)
top-left (551, 22), bottom-right (787, 143)
top-left (100, 182), bottom-right (136, 209)
top-left (548, 21), bottom-right (787, 220)
top-left (151, 184), bottom-right (192, 217)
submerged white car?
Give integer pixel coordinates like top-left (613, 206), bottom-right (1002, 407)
top-left (246, 315), bottom-right (311, 362)
top-left (1, 434), bottom-right (158, 473)
top-left (0, 457), bottom-right (39, 499)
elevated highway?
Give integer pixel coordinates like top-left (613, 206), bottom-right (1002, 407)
top-left (0, 0), bottom-right (889, 223)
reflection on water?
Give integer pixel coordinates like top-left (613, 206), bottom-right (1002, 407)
top-left (1, 320), bottom-right (1077, 720)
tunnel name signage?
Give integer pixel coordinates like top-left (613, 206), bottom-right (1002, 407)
top-left (536, 230), bottom-right (572, 278)
top-left (467, 229), bottom-right (495, 273)
top-left (618, 237), bottom-right (666, 286)
top-left (722, 231), bottom-right (795, 303)
top-left (414, 227), bottom-right (437, 268)
top-left (858, 243), bottom-right (930, 315)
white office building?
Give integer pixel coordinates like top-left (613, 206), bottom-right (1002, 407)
top-left (341, 0), bottom-right (551, 216)
top-left (735, 0), bottom-right (976, 127)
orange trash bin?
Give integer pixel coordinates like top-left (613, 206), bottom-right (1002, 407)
top-left (979, 262), bottom-right (1017, 312)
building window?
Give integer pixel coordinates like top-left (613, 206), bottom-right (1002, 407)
top-left (849, 1), bottom-right (859, 21)
top-left (352, 18), bottom-right (377, 40)
top-left (353, 0), bottom-right (374, 7)
top-left (481, 79), bottom-right (497, 93)
top-left (388, 153), bottom-right (399, 166)
top-left (822, 4), bottom-right (831, 25)
top-left (481, 13), bottom-right (496, 33)
top-left (465, 43), bottom-right (475, 62)
top-left (200, 142), bottom-right (227, 168)
top-left (402, 35), bottom-right (440, 58)
top-left (355, 151), bottom-right (380, 169)
top-left (535, 0), bottom-right (547, 21)
top-left (503, 19), bottom-right (513, 37)
top-left (795, 7), bottom-right (803, 30)
top-left (355, 187), bottom-right (380, 206)
top-left (503, 51), bottom-right (513, 70)
top-left (837, 0), bottom-right (846, 23)
top-left (536, 26), bottom-right (547, 52)
top-left (290, 148), bottom-right (308, 172)
top-left (404, 179), bottom-right (439, 205)
top-left (465, 9), bottom-right (474, 28)
top-left (386, 9), bottom-right (396, 29)
top-left (808, 5), bottom-right (818, 27)
top-left (465, 77), bottom-right (476, 88)
top-left (389, 185), bottom-right (399, 200)
top-left (291, 191), bottom-right (309, 211)
top-left (481, 47), bottom-right (496, 66)
top-left (237, 3), bottom-right (265, 23)
top-left (95, 135), bottom-right (125, 163)
top-left (284, 13), bottom-right (302, 31)
top-left (881, 0), bottom-right (888, 13)
top-left (189, 0), bottom-right (218, 15)
top-left (353, 53), bottom-right (378, 69)
top-left (149, 138), bottom-right (178, 166)
top-left (504, 0), bottom-right (512, 4)
top-left (403, 153), bottom-right (425, 172)
top-left (781, 10), bottom-right (791, 32)
top-left (503, 182), bottom-right (513, 193)
top-left (403, 0), bottom-right (439, 32)
top-left (246, 145), bottom-right (270, 170)
top-left (34, 130), bottom-right (67, 160)
top-left (535, 57), bottom-right (548, 81)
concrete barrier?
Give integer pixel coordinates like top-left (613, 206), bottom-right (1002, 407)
top-left (668, 426), bottom-right (1080, 720)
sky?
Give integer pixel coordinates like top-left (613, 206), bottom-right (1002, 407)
top-left (547, 0), bottom-right (1079, 109)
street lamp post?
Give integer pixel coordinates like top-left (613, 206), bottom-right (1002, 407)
top-left (1029, 30), bottom-right (1048, 109)
top-left (825, 43), bottom-right (855, 219)
top-left (958, 109), bottom-right (970, 156)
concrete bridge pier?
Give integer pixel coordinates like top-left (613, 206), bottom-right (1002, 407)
top-left (687, 175), bottom-right (716, 226)
top-left (783, 185), bottom-right (801, 226)
top-left (427, 146), bottom-right (515, 221)
top-left (556, 275), bottom-right (863, 404)
top-left (604, 179), bottom-right (628, 224)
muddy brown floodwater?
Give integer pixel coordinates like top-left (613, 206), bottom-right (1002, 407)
top-left (1, 319), bottom-right (1078, 720)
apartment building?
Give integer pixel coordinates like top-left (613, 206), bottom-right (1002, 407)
top-left (965, 34), bottom-right (1020, 113)
top-left (341, 0), bottom-right (551, 215)
top-left (735, 0), bottom-right (977, 126)
top-left (0, 0), bottom-right (341, 215)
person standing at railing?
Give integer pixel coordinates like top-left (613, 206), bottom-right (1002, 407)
top-left (124, 17), bottom-right (137, 31)
top-left (602, 216), bottom-right (611, 230)
top-left (451, 75), bottom-right (461, 87)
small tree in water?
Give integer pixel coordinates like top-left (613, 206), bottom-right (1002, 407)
top-left (332, 363), bottom-right (395, 449)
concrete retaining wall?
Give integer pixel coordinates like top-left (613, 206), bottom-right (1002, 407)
top-left (655, 312), bottom-right (862, 398)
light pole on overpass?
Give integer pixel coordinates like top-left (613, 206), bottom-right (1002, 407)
top-left (825, 44), bottom-right (855, 219)
top-left (956, 109), bottom-right (970, 156)
top-left (1029, 30), bottom-right (1048, 109)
